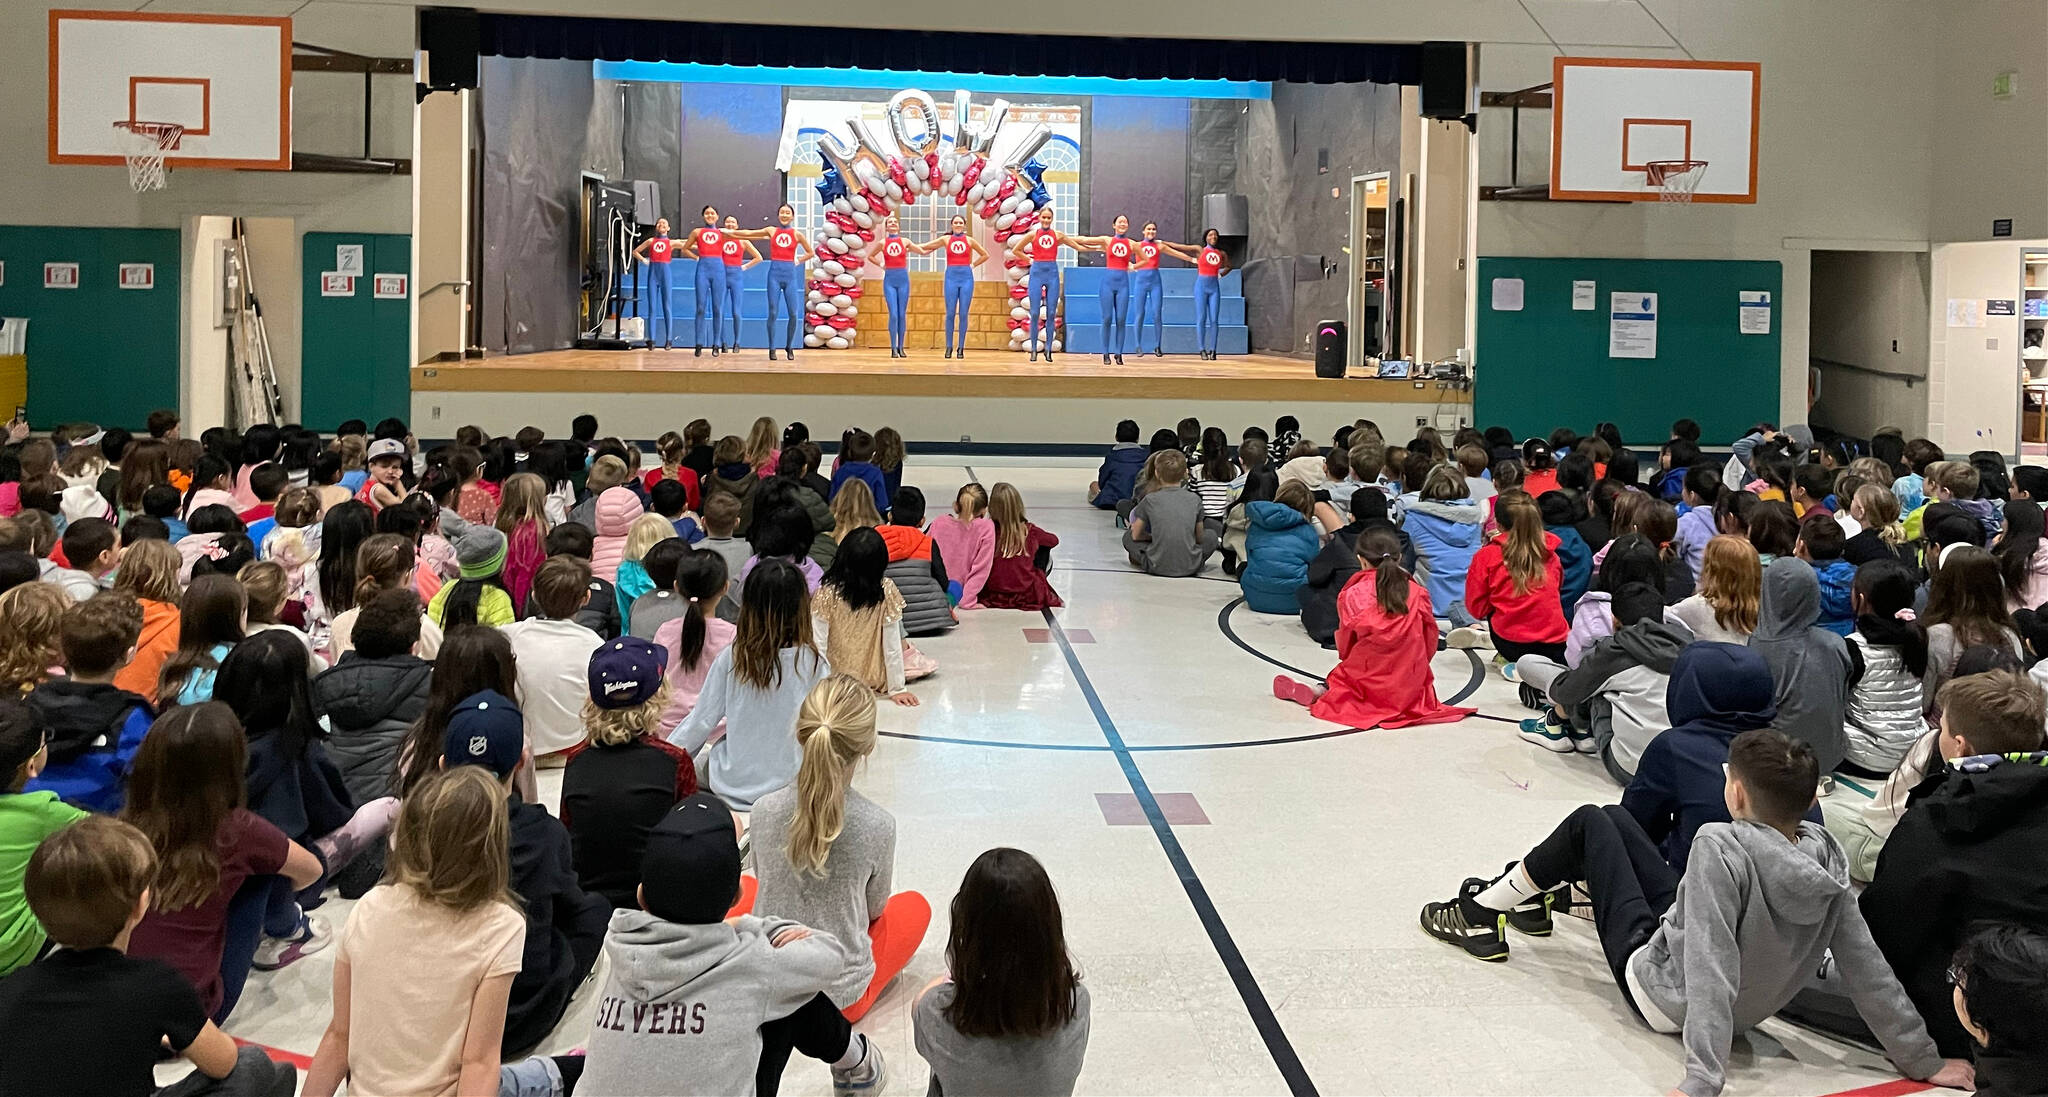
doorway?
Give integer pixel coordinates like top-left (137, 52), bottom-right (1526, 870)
top-left (1348, 173), bottom-right (1390, 366)
top-left (1806, 248), bottom-right (1930, 443)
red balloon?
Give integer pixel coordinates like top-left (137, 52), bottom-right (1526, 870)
top-left (828, 314), bottom-right (856, 330)
top-left (843, 284), bottom-right (863, 299)
top-left (996, 175), bottom-right (1018, 199)
top-left (924, 151), bottom-right (941, 184)
top-left (888, 158), bottom-right (911, 191)
top-left (959, 158), bottom-right (985, 191)
top-left (1009, 285), bottom-right (1027, 299)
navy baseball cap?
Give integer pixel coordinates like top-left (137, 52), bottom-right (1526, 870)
top-left (443, 689), bottom-right (523, 778)
top-left (589, 636), bottom-right (669, 710)
top-left (639, 793), bottom-right (742, 924)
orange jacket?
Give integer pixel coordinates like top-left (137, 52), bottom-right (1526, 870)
top-left (114, 598), bottom-right (180, 699)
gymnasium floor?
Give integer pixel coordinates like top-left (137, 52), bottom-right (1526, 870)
top-left (214, 459), bottom-right (1918, 1097)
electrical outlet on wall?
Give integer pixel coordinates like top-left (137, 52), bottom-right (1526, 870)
top-left (1415, 416), bottom-right (1427, 426)
top-left (959, 435), bottom-right (970, 443)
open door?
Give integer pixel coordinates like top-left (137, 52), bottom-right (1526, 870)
top-left (1348, 173), bottom-right (1390, 365)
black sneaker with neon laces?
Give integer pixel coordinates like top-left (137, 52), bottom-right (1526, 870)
top-left (1420, 878), bottom-right (1509, 962)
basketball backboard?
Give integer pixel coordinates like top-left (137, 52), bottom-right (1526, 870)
top-left (1550, 57), bottom-right (1759, 203)
top-left (49, 10), bottom-right (292, 171)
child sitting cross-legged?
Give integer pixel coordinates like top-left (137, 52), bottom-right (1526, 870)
top-left (0, 815), bottom-right (300, 1097)
top-left (1123, 451), bottom-right (1220, 578)
top-left (1797, 514), bottom-right (1856, 637)
top-left (561, 636), bottom-right (697, 910)
top-left (1418, 727), bottom-right (1969, 1097)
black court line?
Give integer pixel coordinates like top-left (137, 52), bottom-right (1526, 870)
top-left (879, 724), bottom-right (1377, 753)
top-left (1042, 609), bottom-right (1318, 1097)
top-left (1215, 597), bottom-right (1491, 704)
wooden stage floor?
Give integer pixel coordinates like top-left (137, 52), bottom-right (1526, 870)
top-left (413, 347), bottom-right (1468, 405)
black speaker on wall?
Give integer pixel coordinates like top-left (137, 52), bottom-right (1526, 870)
top-left (1315, 321), bottom-right (1346, 378)
top-left (1420, 41), bottom-right (1471, 122)
top-left (420, 7), bottom-right (481, 93)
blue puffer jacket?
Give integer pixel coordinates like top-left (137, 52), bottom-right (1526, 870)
top-left (1546, 524), bottom-right (1593, 618)
top-left (1403, 497), bottom-right (1484, 612)
top-left (1091, 444), bottom-right (1148, 509)
top-left (1241, 501), bottom-right (1320, 614)
top-left (1813, 558), bottom-right (1856, 636)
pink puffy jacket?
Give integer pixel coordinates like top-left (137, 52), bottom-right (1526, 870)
top-left (589, 486), bottom-right (643, 581)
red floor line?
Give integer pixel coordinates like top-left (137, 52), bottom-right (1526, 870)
top-left (1812, 1080), bottom-right (1931, 1097)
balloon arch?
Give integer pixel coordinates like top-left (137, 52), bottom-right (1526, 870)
top-left (802, 89), bottom-right (1061, 354)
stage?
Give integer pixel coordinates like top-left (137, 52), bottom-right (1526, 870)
top-left (410, 348), bottom-right (1473, 450)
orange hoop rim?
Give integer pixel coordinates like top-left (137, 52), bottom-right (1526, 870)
top-left (113, 120), bottom-right (185, 149)
top-left (1644, 159), bottom-right (1708, 186)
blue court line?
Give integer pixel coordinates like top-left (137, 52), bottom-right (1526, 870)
top-left (1041, 608), bottom-right (1318, 1097)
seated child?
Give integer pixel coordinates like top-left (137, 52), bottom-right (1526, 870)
top-left (546, 523), bottom-right (620, 641)
top-left (1088, 419), bottom-right (1147, 510)
top-left (878, 487), bottom-right (956, 635)
top-left (25, 592), bottom-right (156, 812)
top-left (914, 848), bottom-right (1091, 1097)
top-left (648, 477), bottom-right (705, 545)
top-left (1791, 462), bottom-right (1835, 518)
top-left (1403, 464), bottom-right (1484, 629)
top-left (0, 700), bottom-right (85, 977)
top-left (1537, 490), bottom-right (1593, 618)
top-left (0, 815), bottom-right (299, 1097)
top-left (813, 529), bottom-right (930, 705)
top-left (1465, 491), bottom-right (1569, 674)
top-left (1931, 461), bottom-right (2001, 543)
top-left (1239, 480), bottom-right (1319, 615)
top-left (1420, 728), bottom-right (1965, 1097)
top-left (1297, 492), bottom-right (1393, 647)
top-left (1841, 559), bottom-right (1929, 776)
top-left (696, 492), bottom-right (751, 622)
top-left (927, 483), bottom-right (993, 610)
top-left (562, 636), bottom-right (696, 909)
top-left (752, 677), bottom-right (931, 1021)
top-left (629, 538), bottom-right (692, 640)
top-left (577, 792), bottom-right (883, 1097)
top-left (1273, 525), bottom-right (1474, 728)
top-left (979, 483), bottom-right (1062, 611)
top-left (1124, 452), bottom-right (1219, 579)
top-left (1797, 514), bottom-right (1856, 637)
top-left (1751, 558), bottom-right (1853, 773)
top-left (500, 556), bottom-right (606, 759)
top-left (441, 690), bottom-right (611, 1057)
top-left (654, 549), bottom-right (735, 734)
top-left (1893, 438), bottom-right (1943, 513)
top-left (44, 516), bottom-right (118, 602)
top-left (827, 429), bottom-right (890, 521)
top-left (1949, 924), bottom-right (2048, 1093)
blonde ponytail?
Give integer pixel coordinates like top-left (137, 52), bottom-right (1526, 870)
top-left (787, 675), bottom-right (878, 877)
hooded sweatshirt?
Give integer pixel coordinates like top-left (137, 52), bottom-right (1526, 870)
top-left (1239, 501), bottom-right (1319, 615)
top-left (1547, 610), bottom-right (1692, 782)
top-left (114, 598), bottom-right (180, 698)
top-left (1676, 503), bottom-right (1717, 582)
top-left (1627, 820), bottom-right (1943, 1097)
top-left (22, 679), bottom-right (155, 812)
top-left (1090, 442), bottom-right (1147, 509)
top-left (1748, 559), bottom-right (1853, 772)
top-left (1620, 643), bottom-right (1782, 871)
top-left (1861, 751), bottom-right (2048, 1058)
top-left (1810, 558), bottom-right (1857, 637)
top-left (1538, 493), bottom-right (1594, 617)
top-left (1403, 497), bottom-right (1484, 612)
top-left (578, 909), bottom-right (852, 1097)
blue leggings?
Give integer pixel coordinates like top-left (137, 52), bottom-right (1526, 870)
top-left (883, 268), bottom-right (911, 353)
top-left (1131, 269), bottom-right (1163, 353)
top-left (1098, 269), bottom-right (1130, 355)
top-left (693, 261), bottom-right (723, 349)
top-left (1026, 261), bottom-right (1060, 351)
top-left (766, 260), bottom-right (802, 350)
top-left (943, 267), bottom-right (975, 351)
top-left (722, 264), bottom-right (745, 348)
top-left (1194, 275), bottom-right (1222, 353)
top-left (645, 261), bottom-right (675, 346)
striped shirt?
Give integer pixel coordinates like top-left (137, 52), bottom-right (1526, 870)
top-left (1188, 477), bottom-right (1235, 519)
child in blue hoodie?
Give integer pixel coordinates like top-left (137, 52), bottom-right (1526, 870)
top-left (1797, 515), bottom-right (1856, 637)
top-left (1089, 419), bottom-right (1148, 512)
top-left (1403, 464), bottom-right (1484, 626)
top-left (24, 593), bottom-right (155, 813)
top-left (1240, 481), bottom-right (1320, 615)
top-left (1537, 491), bottom-right (1593, 619)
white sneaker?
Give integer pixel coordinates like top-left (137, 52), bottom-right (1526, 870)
top-left (1445, 625), bottom-right (1491, 650)
top-left (831, 1035), bottom-right (885, 1095)
top-left (252, 913), bottom-right (332, 971)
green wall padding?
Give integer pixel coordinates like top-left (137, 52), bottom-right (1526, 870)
top-left (1474, 257), bottom-right (1782, 445)
top-left (0, 226), bottom-right (180, 428)
top-left (301, 233), bottom-right (412, 430)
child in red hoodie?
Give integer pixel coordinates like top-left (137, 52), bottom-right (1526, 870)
top-left (1459, 489), bottom-right (1568, 678)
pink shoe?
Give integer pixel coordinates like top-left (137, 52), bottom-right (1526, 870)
top-left (1272, 675), bottom-right (1319, 707)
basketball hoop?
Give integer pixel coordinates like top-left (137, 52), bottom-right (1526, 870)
top-left (112, 121), bottom-right (183, 193)
top-left (1644, 159), bottom-right (1708, 203)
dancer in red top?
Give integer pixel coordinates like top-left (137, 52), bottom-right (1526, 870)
top-left (678, 206), bottom-right (726, 357)
top-left (717, 216), bottom-right (763, 353)
top-left (729, 205), bottom-right (811, 359)
top-left (1163, 227), bottom-right (1231, 359)
top-left (631, 217), bottom-right (679, 349)
top-left (862, 214), bottom-right (915, 358)
top-left (1129, 222), bottom-right (1182, 358)
top-left (915, 214), bottom-right (989, 359)
top-left (1006, 207), bottom-right (1086, 361)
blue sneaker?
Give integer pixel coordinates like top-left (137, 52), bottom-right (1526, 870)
top-left (1517, 716), bottom-right (1578, 753)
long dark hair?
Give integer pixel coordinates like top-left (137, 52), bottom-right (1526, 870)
top-left (212, 631), bottom-right (322, 761)
top-left (1356, 525), bottom-right (1408, 616)
top-left (1231, 468), bottom-right (1278, 515)
top-left (318, 501), bottom-right (376, 614)
top-left (438, 571), bottom-right (508, 635)
top-left (157, 574), bottom-right (246, 708)
top-left (182, 455), bottom-right (231, 514)
top-left (1870, 431), bottom-right (1907, 478)
top-left (1926, 545), bottom-right (2017, 651)
top-left (731, 558), bottom-right (817, 691)
top-left (1556, 452), bottom-right (1596, 495)
top-left (121, 702), bottom-right (247, 912)
top-left (1996, 499), bottom-right (2045, 597)
top-left (1197, 427), bottom-right (1233, 482)
top-left (943, 848), bottom-right (1081, 1039)
top-left (673, 548), bottom-right (729, 672)
top-left (1746, 501), bottom-right (1800, 558)
top-left (1853, 558), bottom-right (1929, 678)
top-left (397, 626), bottom-right (516, 796)
top-left (821, 526), bottom-right (887, 612)
top-left (1600, 533), bottom-right (1666, 626)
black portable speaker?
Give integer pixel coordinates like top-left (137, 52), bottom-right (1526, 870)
top-left (1315, 322), bottom-right (1346, 378)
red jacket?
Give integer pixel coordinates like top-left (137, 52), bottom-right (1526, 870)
top-left (1464, 531), bottom-right (1569, 644)
top-left (876, 523), bottom-right (933, 563)
top-left (644, 466), bottom-right (702, 511)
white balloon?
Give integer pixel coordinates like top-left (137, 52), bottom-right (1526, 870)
top-left (851, 211), bottom-right (873, 229)
top-left (831, 197), bottom-right (852, 215)
top-left (841, 303), bottom-right (858, 317)
top-left (945, 176), bottom-right (964, 196)
top-left (826, 237), bottom-right (849, 255)
top-left (807, 290), bottom-right (825, 305)
top-left (855, 162), bottom-right (882, 187)
top-left (827, 336), bottom-right (850, 350)
top-left (831, 294), bottom-right (852, 308)
top-left (1009, 306), bottom-right (1028, 320)
top-left (804, 333), bottom-right (823, 347)
top-left (849, 194), bottom-right (870, 214)
top-left (912, 158), bottom-right (930, 179)
top-left (817, 223), bottom-right (841, 241)
top-left (995, 213), bottom-right (1016, 230)
top-left (815, 302), bottom-right (838, 317)
top-left (813, 324), bottom-right (835, 339)
top-left (884, 180), bottom-right (903, 201)
top-left (835, 273), bottom-right (858, 287)
top-left (1050, 339), bottom-right (1063, 352)
top-left (1000, 194), bottom-right (1020, 214)
top-left (1026, 340), bottom-right (1040, 353)
top-left (822, 260), bottom-right (845, 277)
top-left (938, 154), bottom-right (957, 177)
top-left (1037, 306), bottom-right (1049, 318)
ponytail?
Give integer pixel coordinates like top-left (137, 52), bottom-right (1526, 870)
top-left (673, 548), bottom-right (729, 672)
top-left (1356, 526), bottom-right (1408, 617)
top-left (786, 676), bottom-right (876, 878)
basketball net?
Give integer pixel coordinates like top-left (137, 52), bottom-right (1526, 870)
top-left (1644, 160), bottom-right (1708, 203)
top-left (112, 121), bottom-right (183, 193)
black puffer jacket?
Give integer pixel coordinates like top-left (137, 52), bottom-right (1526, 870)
top-left (310, 652), bottom-right (433, 803)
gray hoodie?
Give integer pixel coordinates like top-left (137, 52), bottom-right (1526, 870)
top-left (1628, 820), bottom-right (1941, 1097)
top-left (1747, 559), bottom-right (1852, 772)
top-left (1549, 615), bottom-right (1692, 780)
top-left (577, 909), bottom-right (852, 1097)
